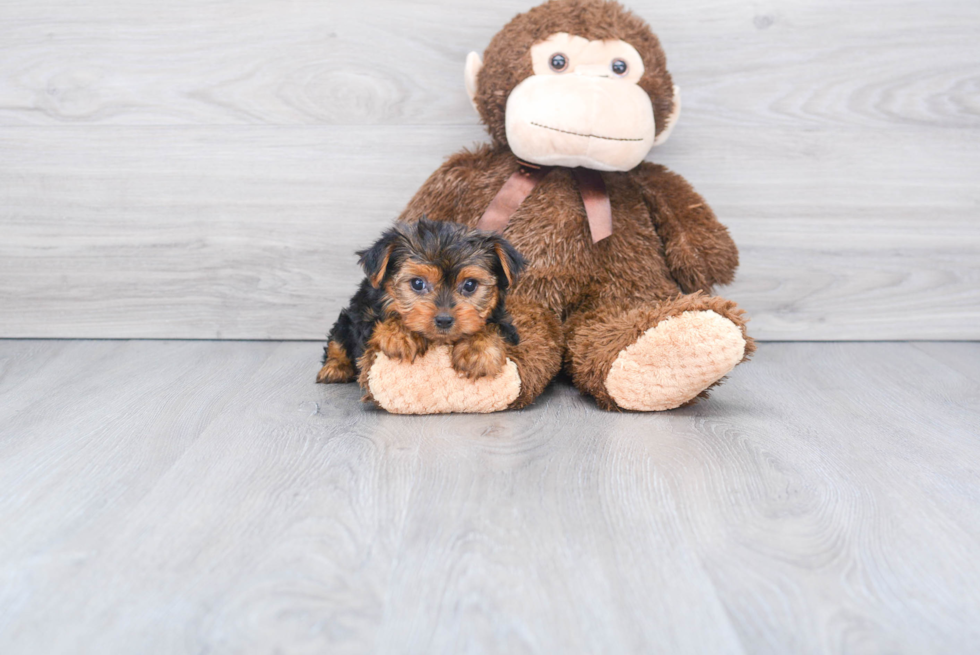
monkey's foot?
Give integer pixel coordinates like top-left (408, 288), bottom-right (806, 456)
top-left (365, 345), bottom-right (521, 414)
top-left (605, 310), bottom-right (746, 411)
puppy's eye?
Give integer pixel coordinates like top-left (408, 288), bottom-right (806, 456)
top-left (611, 59), bottom-right (628, 76)
top-left (549, 53), bottom-right (568, 72)
top-left (460, 279), bottom-right (479, 295)
top-left (410, 278), bottom-right (426, 292)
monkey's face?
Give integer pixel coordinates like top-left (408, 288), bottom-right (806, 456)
top-left (504, 32), bottom-right (656, 172)
top-left (464, 1), bottom-right (681, 172)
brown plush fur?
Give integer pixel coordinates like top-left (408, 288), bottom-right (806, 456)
top-left (565, 292), bottom-right (756, 410)
top-left (475, 0), bottom-right (675, 145)
top-left (359, 0), bottom-right (750, 410)
top-left (501, 296), bottom-right (564, 409)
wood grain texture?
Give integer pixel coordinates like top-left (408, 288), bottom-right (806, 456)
top-left (0, 0), bottom-right (978, 339)
top-left (911, 341), bottom-right (980, 383)
top-left (0, 1), bottom-right (976, 129)
top-left (1, 124), bottom-right (978, 339)
top-left (1, 340), bottom-right (979, 654)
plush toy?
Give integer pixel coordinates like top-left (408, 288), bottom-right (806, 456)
top-left (358, 0), bottom-right (754, 414)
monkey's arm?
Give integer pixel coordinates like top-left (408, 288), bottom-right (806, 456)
top-left (631, 162), bottom-right (739, 294)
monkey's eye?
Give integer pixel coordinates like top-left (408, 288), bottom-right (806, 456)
top-left (460, 279), bottom-right (479, 295)
top-left (549, 53), bottom-right (568, 72)
top-left (611, 59), bottom-right (628, 76)
top-left (410, 278), bottom-right (426, 292)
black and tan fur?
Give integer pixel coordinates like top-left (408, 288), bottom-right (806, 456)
top-left (317, 218), bottom-right (525, 385)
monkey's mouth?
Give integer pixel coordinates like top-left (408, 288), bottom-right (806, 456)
top-left (530, 122), bottom-right (645, 142)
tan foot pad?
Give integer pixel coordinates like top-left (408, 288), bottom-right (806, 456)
top-left (366, 346), bottom-right (521, 414)
top-left (605, 310), bottom-right (746, 411)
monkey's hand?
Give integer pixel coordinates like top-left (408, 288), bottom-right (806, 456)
top-left (369, 318), bottom-right (428, 363)
top-left (451, 331), bottom-right (507, 380)
top-left (632, 163), bottom-right (738, 294)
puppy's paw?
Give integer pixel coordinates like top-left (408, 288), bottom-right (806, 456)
top-left (451, 332), bottom-right (507, 379)
top-left (317, 341), bottom-right (356, 383)
top-left (371, 319), bottom-right (428, 363)
top-left (317, 360), bottom-right (356, 383)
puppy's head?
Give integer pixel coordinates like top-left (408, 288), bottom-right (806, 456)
top-left (358, 217), bottom-right (525, 342)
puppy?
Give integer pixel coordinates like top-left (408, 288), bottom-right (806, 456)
top-left (317, 217), bottom-right (525, 386)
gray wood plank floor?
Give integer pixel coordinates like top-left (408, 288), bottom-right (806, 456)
top-left (1, 340), bottom-right (979, 653)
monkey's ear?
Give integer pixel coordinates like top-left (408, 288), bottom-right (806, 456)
top-left (464, 52), bottom-right (483, 112)
top-left (490, 237), bottom-right (526, 289)
top-left (357, 230), bottom-right (399, 288)
top-left (653, 85), bottom-right (682, 147)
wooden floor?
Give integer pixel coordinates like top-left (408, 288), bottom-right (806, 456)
top-left (1, 340), bottom-right (978, 654)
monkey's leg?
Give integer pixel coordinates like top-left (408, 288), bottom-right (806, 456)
top-left (358, 297), bottom-right (562, 414)
top-left (564, 293), bottom-right (754, 411)
top-left (500, 297), bottom-right (564, 408)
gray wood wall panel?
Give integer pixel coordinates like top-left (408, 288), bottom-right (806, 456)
top-left (1, 0), bottom-right (978, 339)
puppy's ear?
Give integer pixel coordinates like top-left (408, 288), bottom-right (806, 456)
top-left (357, 229), bottom-right (400, 288)
top-left (489, 236), bottom-right (526, 289)
top-left (496, 316), bottom-right (521, 346)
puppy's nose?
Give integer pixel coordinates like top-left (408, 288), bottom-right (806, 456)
top-left (434, 314), bottom-right (454, 330)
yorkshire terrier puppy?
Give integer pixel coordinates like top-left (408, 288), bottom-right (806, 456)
top-left (317, 218), bottom-right (525, 386)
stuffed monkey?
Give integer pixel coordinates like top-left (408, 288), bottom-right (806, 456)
top-left (357, 0), bottom-right (754, 413)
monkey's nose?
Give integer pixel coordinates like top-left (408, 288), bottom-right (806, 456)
top-left (434, 314), bottom-right (454, 330)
